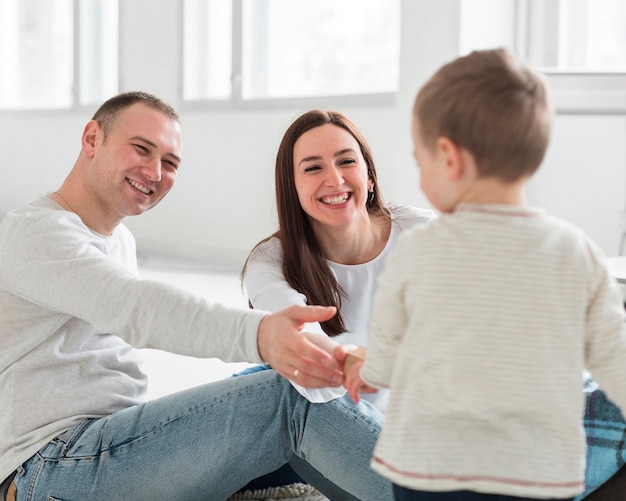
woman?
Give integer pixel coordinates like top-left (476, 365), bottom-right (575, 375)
top-left (243, 109), bottom-right (435, 412)
top-left (234, 110), bottom-right (433, 499)
top-left (240, 109), bottom-right (626, 500)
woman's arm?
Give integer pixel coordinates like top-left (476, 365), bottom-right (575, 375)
top-left (245, 238), bottom-right (325, 335)
top-left (245, 239), bottom-right (352, 400)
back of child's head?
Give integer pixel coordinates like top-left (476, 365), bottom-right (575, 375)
top-left (413, 47), bottom-right (552, 182)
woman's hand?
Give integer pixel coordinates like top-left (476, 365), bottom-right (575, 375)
top-left (257, 305), bottom-right (344, 388)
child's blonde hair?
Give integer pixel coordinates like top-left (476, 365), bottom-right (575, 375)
top-left (413, 47), bottom-right (551, 182)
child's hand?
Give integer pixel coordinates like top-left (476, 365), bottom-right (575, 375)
top-left (344, 358), bottom-right (378, 403)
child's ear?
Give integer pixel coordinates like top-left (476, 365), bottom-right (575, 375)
top-left (436, 137), bottom-right (464, 181)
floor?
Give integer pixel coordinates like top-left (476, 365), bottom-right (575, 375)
top-left (138, 256), bottom-right (256, 400)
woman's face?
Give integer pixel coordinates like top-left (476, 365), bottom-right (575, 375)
top-left (292, 123), bottom-right (371, 230)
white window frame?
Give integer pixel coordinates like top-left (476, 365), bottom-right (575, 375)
top-left (76, 0), bottom-right (119, 108)
top-left (518, 0), bottom-right (626, 114)
top-left (460, 0), bottom-right (626, 115)
top-left (0, 0), bottom-right (119, 114)
top-left (180, 0), bottom-right (398, 112)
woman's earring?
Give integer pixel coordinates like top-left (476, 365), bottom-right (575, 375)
top-left (368, 187), bottom-right (375, 203)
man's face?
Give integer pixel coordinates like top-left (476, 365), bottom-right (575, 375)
top-left (86, 103), bottom-right (183, 219)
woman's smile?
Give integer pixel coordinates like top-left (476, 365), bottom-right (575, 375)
top-left (320, 192), bottom-right (351, 205)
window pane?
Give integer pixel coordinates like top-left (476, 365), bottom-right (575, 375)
top-left (461, 0), bottom-right (626, 72)
top-left (557, 0), bottom-right (626, 70)
top-left (460, 0), bottom-right (517, 55)
top-left (241, 0), bottom-right (400, 99)
top-left (79, 0), bottom-right (119, 105)
top-left (0, 0), bottom-right (73, 109)
top-left (183, 0), bottom-right (233, 101)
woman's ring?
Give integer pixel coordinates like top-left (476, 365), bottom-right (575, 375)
top-left (293, 368), bottom-right (300, 378)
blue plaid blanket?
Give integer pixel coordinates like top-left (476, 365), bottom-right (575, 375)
top-left (577, 376), bottom-right (626, 499)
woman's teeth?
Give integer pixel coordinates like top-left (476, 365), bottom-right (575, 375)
top-left (322, 193), bottom-right (349, 205)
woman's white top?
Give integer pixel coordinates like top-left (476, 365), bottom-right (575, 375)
top-left (245, 204), bottom-right (435, 411)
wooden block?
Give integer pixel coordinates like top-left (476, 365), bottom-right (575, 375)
top-left (344, 346), bottom-right (366, 374)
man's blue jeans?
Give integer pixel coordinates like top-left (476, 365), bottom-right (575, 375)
top-left (12, 370), bottom-right (390, 500)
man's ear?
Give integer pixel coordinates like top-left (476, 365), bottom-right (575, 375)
top-left (436, 137), bottom-right (464, 181)
top-left (81, 120), bottom-right (101, 158)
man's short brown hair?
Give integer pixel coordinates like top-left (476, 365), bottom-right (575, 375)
top-left (92, 91), bottom-right (179, 141)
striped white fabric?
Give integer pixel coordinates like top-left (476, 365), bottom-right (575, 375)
top-left (362, 204), bottom-right (626, 498)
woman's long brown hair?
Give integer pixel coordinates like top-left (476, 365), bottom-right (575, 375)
top-left (243, 110), bottom-right (388, 336)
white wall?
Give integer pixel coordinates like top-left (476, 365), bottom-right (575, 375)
top-left (1, 0), bottom-right (625, 268)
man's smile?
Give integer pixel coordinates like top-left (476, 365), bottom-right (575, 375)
top-left (127, 178), bottom-right (153, 195)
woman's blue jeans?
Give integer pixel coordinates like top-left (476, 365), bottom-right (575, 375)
top-left (234, 363), bottom-right (362, 500)
top-left (12, 370), bottom-right (391, 500)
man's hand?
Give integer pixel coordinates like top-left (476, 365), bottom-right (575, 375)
top-left (257, 305), bottom-right (343, 388)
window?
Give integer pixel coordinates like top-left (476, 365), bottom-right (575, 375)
top-left (0, 0), bottom-right (119, 110)
top-left (78, 0), bottom-right (119, 106)
top-left (460, 0), bottom-right (626, 113)
top-left (183, 0), bottom-right (400, 107)
top-left (183, 0), bottom-right (232, 101)
top-left (524, 0), bottom-right (626, 70)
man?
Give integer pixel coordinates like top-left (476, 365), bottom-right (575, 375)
top-left (0, 92), bottom-right (390, 500)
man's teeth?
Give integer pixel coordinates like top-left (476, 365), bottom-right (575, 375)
top-left (127, 179), bottom-right (151, 194)
top-left (322, 193), bottom-right (349, 205)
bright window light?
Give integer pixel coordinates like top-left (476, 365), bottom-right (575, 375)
top-left (460, 0), bottom-right (626, 113)
top-left (182, 0), bottom-right (400, 103)
top-left (241, 0), bottom-right (400, 99)
top-left (0, 0), bottom-right (118, 110)
top-left (183, 0), bottom-right (233, 101)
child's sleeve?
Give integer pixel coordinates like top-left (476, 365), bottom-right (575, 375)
top-left (361, 235), bottom-right (412, 389)
top-left (585, 252), bottom-right (626, 412)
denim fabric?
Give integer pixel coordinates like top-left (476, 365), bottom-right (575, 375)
top-left (240, 461), bottom-right (304, 490)
top-left (12, 370), bottom-right (390, 501)
top-left (233, 364), bottom-right (360, 500)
